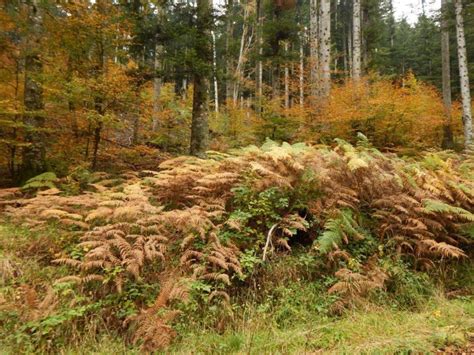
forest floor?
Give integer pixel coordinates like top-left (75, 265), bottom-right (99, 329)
top-left (0, 222), bottom-right (473, 354)
top-left (1, 141), bottom-right (473, 354)
top-left (61, 298), bottom-right (474, 354)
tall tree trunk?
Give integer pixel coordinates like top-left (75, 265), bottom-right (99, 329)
top-left (255, 0), bottom-right (263, 112)
top-left (309, 0), bottom-right (319, 98)
top-left (132, 112), bottom-right (140, 145)
top-left (333, 0), bottom-right (338, 71)
top-left (190, 0), bottom-right (212, 157)
top-left (212, 30), bottom-right (219, 113)
top-left (388, 0), bottom-right (394, 48)
top-left (319, 0), bottom-right (331, 98)
top-left (343, 17), bottom-right (348, 75)
top-left (284, 42), bottom-right (290, 109)
top-left (455, 0), bottom-right (472, 149)
top-left (441, 0), bottom-right (453, 148)
top-left (130, 0), bottom-right (143, 146)
top-left (272, 65), bottom-right (280, 100)
top-left (92, 122), bottom-right (102, 170)
top-left (226, 0), bottom-right (235, 103)
top-left (233, 4), bottom-right (251, 105)
top-left (352, 0), bottom-right (361, 81)
top-left (152, 42), bottom-right (163, 132)
top-left (22, 0), bottom-right (46, 180)
top-left (299, 29), bottom-right (305, 108)
top-left (348, 25), bottom-right (353, 78)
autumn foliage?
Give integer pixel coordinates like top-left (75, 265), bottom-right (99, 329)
top-left (2, 138), bottom-right (472, 351)
top-left (302, 73), bottom-right (462, 149)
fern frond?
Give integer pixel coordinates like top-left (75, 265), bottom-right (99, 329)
top-left (423, 199), bottom-right (474, 222)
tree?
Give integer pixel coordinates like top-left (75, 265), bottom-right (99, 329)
top-left (441, 0), bottom-right (453, 148)
top-left (309, 0), bottom-right (319, 97)
top-left (190, 0), bottom-right (212, 157)
top-left (352, 0), bottom-right (362, 80)
top-left (21, 0), bottom-right (46, 180)
top-left (455, 0), bottom-right (472, 149)
top-left (319, 0), bottom-right (331, 97)
top-left (152, 5), bottom-right (165, 133)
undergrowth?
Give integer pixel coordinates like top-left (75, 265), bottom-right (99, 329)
top-left (0, 137), bottom-right (473, 352)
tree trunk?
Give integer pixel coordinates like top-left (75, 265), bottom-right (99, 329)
top-left (388, 0), bottom-right (394, 48)
top-left (319, 0), bottom-right (331, 97)
top-left (284, 42), bottom-right (290, 109)
top-left (21, 0), bottom-right (46, 180)
top-left (455, 0), bottom-right (472, 149)
top-left (255, 0), bottom-right (263, 113)
top-left (152, 42), bottom-right (163, 132)
top-left (132, 113), bottom-right (140, 145)
top-left (352, 0), bottom-right (362, 81)
top-left (441, 0), bottom-right (453, 149)
top-left (309, 0), bottom-right (319, 98)
top-left (348, 25), bottom-right (353, 78)
top-left (226, 0), bottom-right (235, 103)
top-left (92, 122), bottom-right (102, 170)
top-left (190, 0), bottom-right (212, 157)
top-left (233, 4), bottom-right (251, 105)
top-left (212, 30), bottom-right (219, 113)
top-left (92, 96), bottom-right (104, 170)
top-left (299, 29), bottom-right (305, 108)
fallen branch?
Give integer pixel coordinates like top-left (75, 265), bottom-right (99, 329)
top-left (262, 223), bottom-right (278, 261)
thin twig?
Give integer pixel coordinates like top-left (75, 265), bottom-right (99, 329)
top-left (262, 223), bottom-right (278, 261)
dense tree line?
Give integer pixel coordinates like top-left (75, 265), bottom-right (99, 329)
top-left (0, 0), bottom-right (473, 184)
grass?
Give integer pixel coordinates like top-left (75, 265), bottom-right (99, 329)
top-left (26, 297), bottom-right (472, 354)
top-left (165, 298), bottom-right (474, 354)
top-left (0, 221), bottom-right (473, 354)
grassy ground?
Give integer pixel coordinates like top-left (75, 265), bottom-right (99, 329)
top-left (34, 297), bottom-right (473, 354)
top-left (1, 222), bottom-right (473, 355)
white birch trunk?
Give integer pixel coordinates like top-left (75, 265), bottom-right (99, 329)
top-left (233, 4), bottom-right (250, 105)
top-left (310, 0), bottom-right (319, 98)
top-left (352, 0), bottom-right (361, 81)
top-left (455, 0), bottom-right (472, 149)
top-left (211, 30), bottom-right (219, 113)
top-left (225, 0), bottom-right (234, 102)
top-left (319, 0), bottom-right (331, 97)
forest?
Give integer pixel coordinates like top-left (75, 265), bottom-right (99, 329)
top-left (0, 0), bottom-right (473, 353)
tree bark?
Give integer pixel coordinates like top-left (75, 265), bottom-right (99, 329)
top-left (92, 122), bottom-right (103, 170)
top-left (190, 74), bottom-right (210, 157)
top-left (309, 0), bottom-right (319, 98)
top-left (233, 3), bottom-right (252, 105)
top-left (299, 29), bottom-right (305, 108)
top-left (255, 0), bottom-right (263, 113)
top-left (455, 0), bottom-right (472, 149)
top-left (348, 25), bottom-right (353, 78)
top-left (226, 0), bottom-right (235, 103)
top-left (441, 0), bottom-right (453, 148)
top-left (319, 0), bottom-right (331, 97)
top-left (152, 42), bottom-right (163, 132)
top-left (212, 31), bottom-right (219, 113)
top-left (22, 0), bottom-right (46, 180)
top-left (190, 0), bottom-right (212, 157)
top-left (284, 42), bottom-right (290, 109)
top-left (352, 0), bottom-right (362, 81)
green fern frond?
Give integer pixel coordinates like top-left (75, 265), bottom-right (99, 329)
top-left (22, 172), bottom-right (58, 191)
top-left (461, 223), bottom-right (474, 239)
top-left (318, 209), bottom-right (363, 254)
top-left (423, 199), bottom-right (474, 222)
